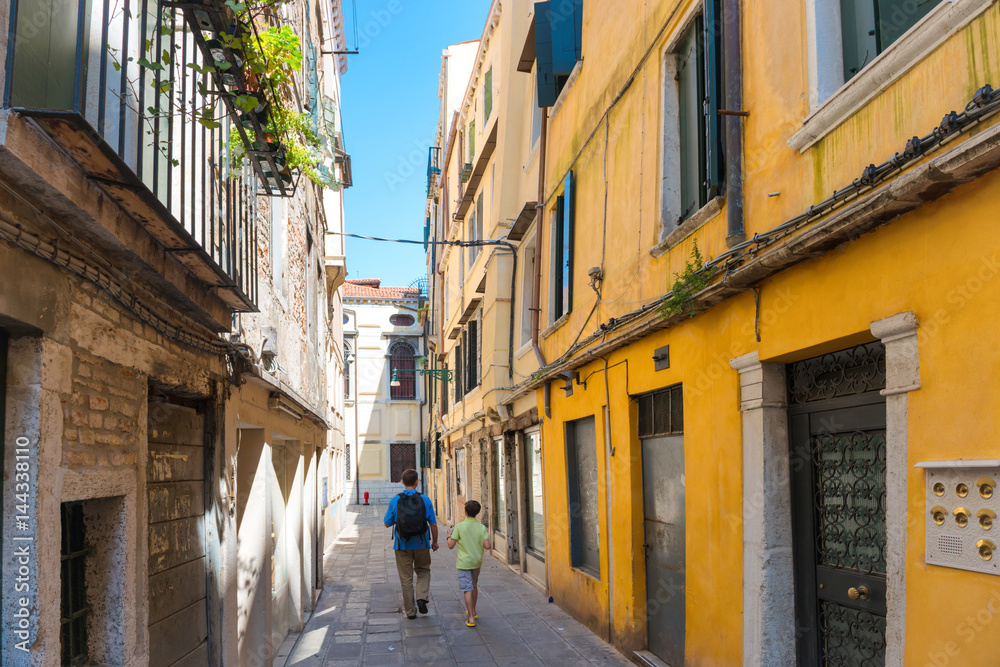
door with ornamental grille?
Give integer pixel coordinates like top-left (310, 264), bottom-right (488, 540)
top-left (390, 443), bottom-right (416, 483)
top-left (788, 343), bottom-right (888, 666)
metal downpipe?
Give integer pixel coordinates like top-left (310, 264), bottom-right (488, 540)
top-left (724, 0), bottom-right (746, 247)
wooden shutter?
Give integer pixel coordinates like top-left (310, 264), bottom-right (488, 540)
top-left (553, 194), bottom-right (565, 318)
top-left (475, 311), bottom-right (482, 387)
top-left (469, 120), bottom-right (476, 161)
top-left (477, 193), bottom-right (485, 240)
top-left (534, 2), bottom-right (558, 107)
top-left (551, 0), bottom-right (583, 76)
top-left (702, 0), bottom-right (724, 199)
top-left (677, 21), bottom-right (705, 222)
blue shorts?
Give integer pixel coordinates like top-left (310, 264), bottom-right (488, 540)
top-left (457, 568), bottom-right (481, 592)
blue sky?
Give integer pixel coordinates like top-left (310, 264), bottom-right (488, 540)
top-left (341, 0), bottom-right (491, 288)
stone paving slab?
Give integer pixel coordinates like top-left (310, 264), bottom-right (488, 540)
top-left (282, 505), bottom-right (631, 667)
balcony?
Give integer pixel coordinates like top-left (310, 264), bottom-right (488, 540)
top-left (4, 0), bottom-right (266, 311)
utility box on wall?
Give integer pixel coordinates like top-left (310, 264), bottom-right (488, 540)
top-left (916, 460), bottom-right (1000, 576)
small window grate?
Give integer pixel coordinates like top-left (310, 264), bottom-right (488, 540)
top-left (638, 384), bottom-right (684, 438)
top-left (345, 443), bottom-right (351, 481)
top-left (61, 501), bottom-right (89, 666)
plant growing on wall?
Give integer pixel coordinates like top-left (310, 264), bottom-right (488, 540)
top-left (105, 0), bottom-right (338, 191)
top-left (658, 239), bottom-right (716, 320)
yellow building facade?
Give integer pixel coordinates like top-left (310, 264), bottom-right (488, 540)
top-left (500, 0), bottom-right (1000, 665)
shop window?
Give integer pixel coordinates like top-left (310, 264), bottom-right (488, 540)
top-left (494, 438), bottom-right (506, 535)
top-left (456, 448), bottom-right (467, 497)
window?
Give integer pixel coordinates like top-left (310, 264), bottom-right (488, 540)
top-left (662, 10), bottom-right (724, 228)
top-left (525, 430), bottom-right (545, 554)
top-left (389, 341), bottom-right (417, 400)
top-left (390, 443), bottom-right (416, 482)
top-left (435, 436), bottom-right (443, 470)
top-left (306, 232), bottom-right (316, 347)
top-left (494, 438), bottom-right (506, 535)
top-left (461, 316), bottom-right (480, 396)
top-left (519, 232), bottom-right (537, 347)
top-left (566, 415), bottom-right (600, 578)
top-left (441, 362), bottom-right (449, 414)
top-left (840, 0), bottom-right (942, 82)
top-left (456, 447), bottom-right (467, 497)
top-left (530, 70), bottom-right (543, 149)
top-left (468, 206), bottom-right (480, 266)
top-left (534, 0), bottom-right (584, 106)
top-left (390, 314), bottom-right (415, 327)
top-left (61, 501), bottom-right (89, 666)
top-left (344, 342), bottom-right (353, 399)
top-left (638, 384), bottom-right (684, 437)
top-left (454, 343), bottom-right (464, 401)
top-left (477, 193), bottom-right (485, 248)
top-left (550, 171), bottom-right (574, 323)
top-left (484, 66), bottom-right (494, 119)
top-left (346, 443), bottom-right (351, 481)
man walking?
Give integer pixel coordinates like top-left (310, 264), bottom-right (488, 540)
top-left (384, 469), bottom-right (438, 619)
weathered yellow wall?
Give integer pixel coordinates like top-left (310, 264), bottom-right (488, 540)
top-left (534, 0), bottom-right (1000, 663)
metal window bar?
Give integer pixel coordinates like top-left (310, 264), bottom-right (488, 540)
top-left (389, 341), bottom-right (416, 400)
top-left (60, 501), bottom-right (89, 667)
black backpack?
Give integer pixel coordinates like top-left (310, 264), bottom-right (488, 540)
top-left (395, 492), bottom-right (428, 539)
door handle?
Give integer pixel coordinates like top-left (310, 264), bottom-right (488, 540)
top-left (848, 586), bottom-right (870, 601)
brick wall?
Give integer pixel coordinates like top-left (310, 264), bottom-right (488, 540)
top-left (62, 349), bottom-right (144, 469)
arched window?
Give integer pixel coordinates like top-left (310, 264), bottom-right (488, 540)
top-left (389, 341), bottom-right (416, 400)
top-left (344, 342), bottom-right (353, 399)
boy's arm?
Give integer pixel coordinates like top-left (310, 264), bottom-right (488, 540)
top-left (446, 524), bottom-right (458, 549)
top-left (484, 537), bottom-right (492, 552)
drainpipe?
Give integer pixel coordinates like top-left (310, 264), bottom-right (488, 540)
top-left (531, 111), bottom-right (548, 367)
top-left (602, 357), bottom-right (615, 646)
top-left (724, 0), bottom-right (746, 247)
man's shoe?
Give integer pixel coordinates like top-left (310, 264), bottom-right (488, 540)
top-left (417, 599), bottom-right (428, 614)
top-left (407, 614), bottom-right (417, 620)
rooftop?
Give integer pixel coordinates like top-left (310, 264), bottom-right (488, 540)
top-left (343, 279), bottom-right (421, 300)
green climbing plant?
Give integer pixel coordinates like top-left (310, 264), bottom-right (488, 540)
top-left (658, 239), bottom-right (716, 320)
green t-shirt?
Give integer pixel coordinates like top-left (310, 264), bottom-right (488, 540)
top-left (451, 518), bottom-right (488, 570)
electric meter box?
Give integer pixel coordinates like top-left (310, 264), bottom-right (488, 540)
top-left (916, 460), bottom-right (1000, 576)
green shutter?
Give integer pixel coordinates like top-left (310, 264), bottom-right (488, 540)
top-left (703, 0), bottom-right (724, 199)
top-left (468, 120), bottom-right (476, 161)
top-left (840, 0), bottom-right (878, 81)
top-left (677, 20), bottom-right (706, 222)
top-left (484, 67), bottom-right (493, 119)
top-left (552, 0), bottom-right (583, 76)
top-left (534, 2), bottom-right (558, 107)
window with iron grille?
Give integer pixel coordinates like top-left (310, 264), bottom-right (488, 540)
top-left (345, 443), bottom-right (351, 481)
top-left (61, 501), bottom-right (89, 666)
top-left (638, 384), bottom-right (684, 438)
top-left (389, 341), bottom-right (416, 400)
top-left (390, 443), bottom-right (416, 482)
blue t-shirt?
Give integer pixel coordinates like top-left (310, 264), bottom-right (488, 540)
top-left (384, 490), bottom-right (437, 550)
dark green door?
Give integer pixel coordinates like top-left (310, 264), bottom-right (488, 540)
top-left (789, 343), bottom-right (888, 666)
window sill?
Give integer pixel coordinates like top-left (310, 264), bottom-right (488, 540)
top-left (573, 565), bottom-right (601, 582)
top-left (789, 0), bottom-right (995, 152)
top-left (514, 340), bottom-right (534, 360)
top-left (650, 196), bottom-right (723, 259)
top-left (541, 312), bottom-right (570, 339)
top-left (549, 60), bottom-right (583, 122)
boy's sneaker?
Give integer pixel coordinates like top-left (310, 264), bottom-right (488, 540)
top-left (417, 599), bottom-right (428, 614)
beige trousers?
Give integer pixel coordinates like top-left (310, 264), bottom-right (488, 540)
top-left (394, 548), bottom-right (432, 616)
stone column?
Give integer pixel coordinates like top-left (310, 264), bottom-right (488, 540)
top-left (870, 311), bottom-right (920, 667)
top-left (730, 351), bottom-right (795, 666)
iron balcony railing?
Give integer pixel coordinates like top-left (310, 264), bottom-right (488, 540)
top-left (426, 145), bottom-right (440, 196)
top-left (4, 0), bottom-right (260, 310)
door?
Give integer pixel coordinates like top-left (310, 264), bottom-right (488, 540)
top-left (789, 343), bottom-right (888, 666)
top-left (146, 398), bottom-right (209, 666)
top-left (390, 443), bottom-right (416, 482)
top-left (639, 385), bottom-right (685, 665)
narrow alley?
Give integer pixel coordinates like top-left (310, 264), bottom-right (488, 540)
top-left (281, 506), bottom-right (631, 667)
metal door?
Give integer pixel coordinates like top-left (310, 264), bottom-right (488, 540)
top-left (642, 435), bottom-right (685, 665)
top-left (789, 343), bottom-right (887, 666)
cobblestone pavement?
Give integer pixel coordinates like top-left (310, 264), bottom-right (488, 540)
top-left (283, 505), bottom-right (633, 666)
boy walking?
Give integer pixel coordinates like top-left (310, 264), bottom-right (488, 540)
top-left (384, 469), bottom-right (438, 619)
top-left (446, 500), bottom-right (491, 627)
